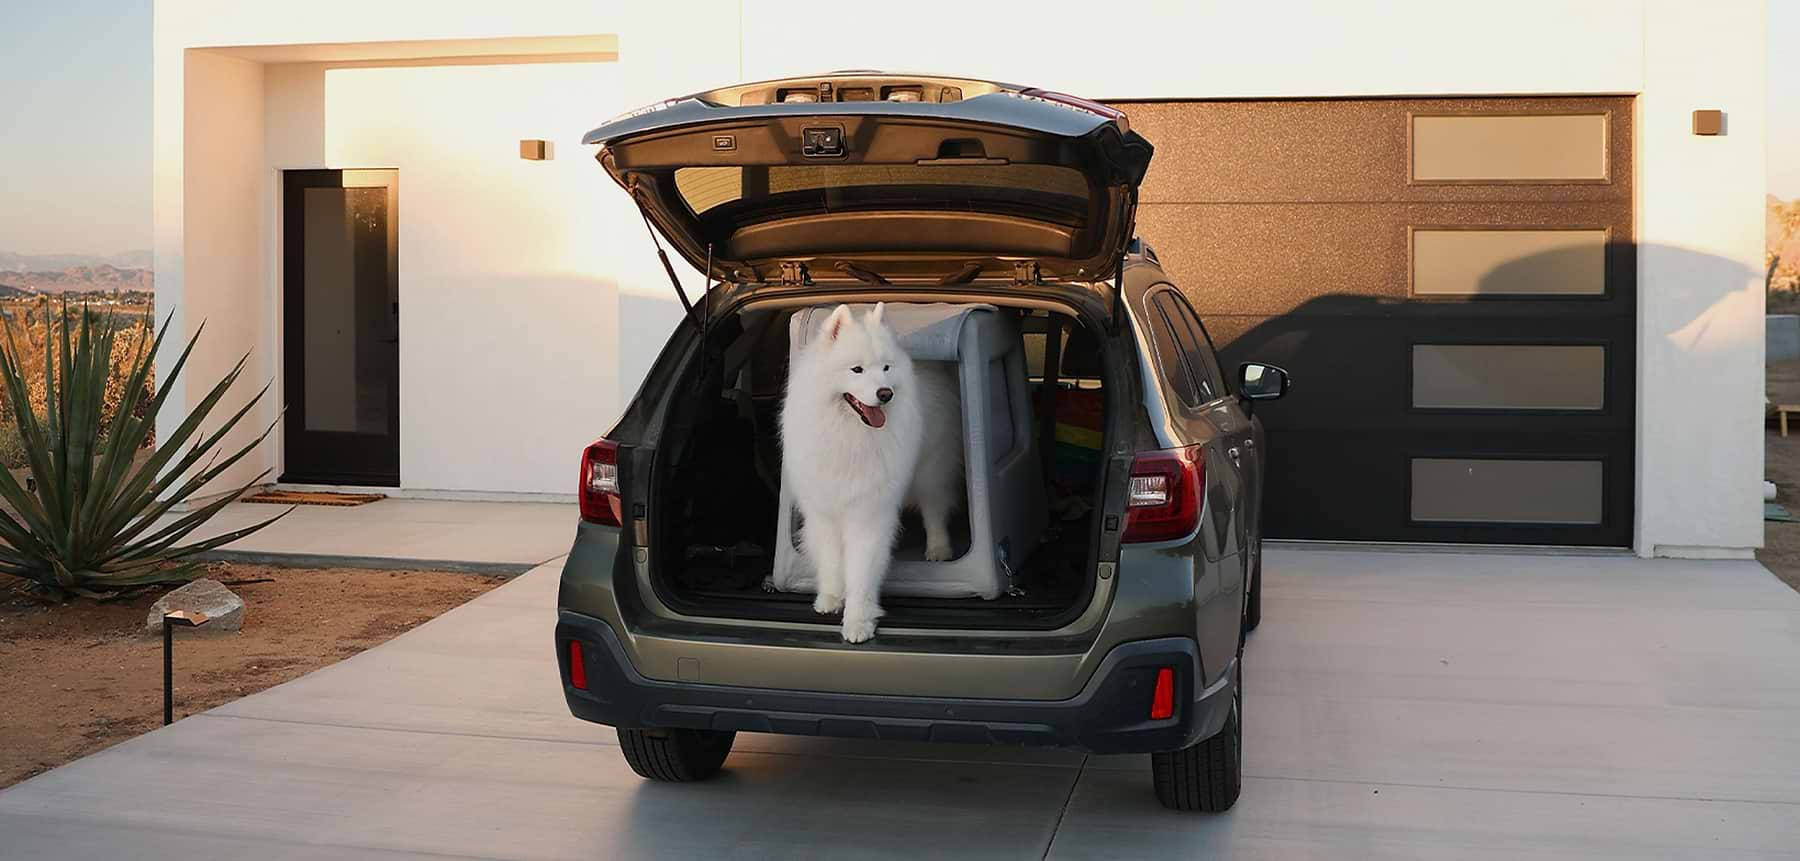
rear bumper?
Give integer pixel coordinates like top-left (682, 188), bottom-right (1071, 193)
top-left (555, 611), bottom-right (1234, 755)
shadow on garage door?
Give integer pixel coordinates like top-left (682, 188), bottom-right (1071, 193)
top-left (1116, 96), bottom-right (1638, 546)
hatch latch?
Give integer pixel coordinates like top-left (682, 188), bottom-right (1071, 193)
top-left (1011, 260), bottom-right (1041, 286)
top-left (778, 261), bottom-right (811, 286)
top-left (801, 126), bottom-right (845, 158)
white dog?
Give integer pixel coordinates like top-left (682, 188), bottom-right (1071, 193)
top-left (780, 303), bottom-right (964, 643)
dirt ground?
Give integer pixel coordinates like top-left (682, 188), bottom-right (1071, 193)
top-left (1759, 361), bottom-right (1800, 594)
top-left (0, 563), bottom-right (504, 788)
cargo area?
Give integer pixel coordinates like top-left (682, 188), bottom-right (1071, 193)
top-left (651, 300), bottom-right (1113, 630)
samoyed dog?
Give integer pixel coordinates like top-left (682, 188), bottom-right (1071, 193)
top-left (780, 303), bottom-right (964, 643)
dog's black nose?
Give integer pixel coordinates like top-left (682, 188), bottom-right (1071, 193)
top-left (876, 387), bottom-right (894, 404)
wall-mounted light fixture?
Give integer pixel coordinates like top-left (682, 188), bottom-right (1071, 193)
top-left (520, 139), bottom-right (553, 160)
top-left (1692, 110), bottom-right (1724, 136)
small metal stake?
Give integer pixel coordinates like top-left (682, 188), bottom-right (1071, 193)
top-left (161, 610), bottom-right (208, 726)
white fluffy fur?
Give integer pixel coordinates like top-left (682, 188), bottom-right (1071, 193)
top-left (779, 304), bottom-right (965, 642)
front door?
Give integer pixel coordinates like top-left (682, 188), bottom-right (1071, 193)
top-left (281, 169), bottom-right (400, 486)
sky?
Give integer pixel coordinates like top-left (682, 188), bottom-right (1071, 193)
top-left (0, 1), bottom-right (1793, 258)
top-left (0, 0), bottom-right (150, 258)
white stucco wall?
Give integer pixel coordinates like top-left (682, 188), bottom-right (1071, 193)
top-left (267, 62), bottom-right (635, 495)
top-left (740, 0), bottom-right (1649, 98)
top-left (158, 49), bottom-right (272, 493)
top-left (1635, 0), bottom-right (1769, 557)
top-left (156, 2), bottom-right (741, 498)
top-left (154, 0), bottom-right (1767, 554)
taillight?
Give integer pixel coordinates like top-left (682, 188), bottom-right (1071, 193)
top-left (567, 640), bottom-right (588, 691)
top-left (1121, 445), bottom-right (1204, 543)
top-left (579, 439), bottom-right (623, 527)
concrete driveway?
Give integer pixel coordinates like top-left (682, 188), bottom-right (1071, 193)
top-left (3, 547), bottom-right (1799, 859)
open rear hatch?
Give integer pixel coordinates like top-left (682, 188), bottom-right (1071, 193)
top-left (584, 75), bottom-right (1147, 631)
top-left (583, 72), bottom-right (1154, 286)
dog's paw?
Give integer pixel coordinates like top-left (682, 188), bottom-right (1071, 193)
top-left (841, 615), bottom-right (878, 643)
top-left (813, 592), bottom-right (844, 615)
top-left (924, 542), bottom-right (954, 562)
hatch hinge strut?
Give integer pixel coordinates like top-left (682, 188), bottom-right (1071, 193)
top-left (778, 261), bottom-right (811, 286)
top-left (1011, 260), bottom-right (1041, 287)
top-left (635, 204), bottom-right (701, 330)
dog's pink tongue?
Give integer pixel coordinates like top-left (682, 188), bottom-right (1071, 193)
top-left (843, 393), bottom-right (887, 428)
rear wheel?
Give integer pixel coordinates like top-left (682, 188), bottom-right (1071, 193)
top-left (616, 728), bottom-right (736, 782)
top-left (1151, 662), bottom-right (1243, 812)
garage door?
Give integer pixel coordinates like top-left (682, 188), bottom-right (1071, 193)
top-left (1121, 98), bottom-right (1634, 546)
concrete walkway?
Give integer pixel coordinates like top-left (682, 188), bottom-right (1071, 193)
top-left (176, 498), bottom-right (578, 573)
top-left (4, 545), bottom-right (1800, 858)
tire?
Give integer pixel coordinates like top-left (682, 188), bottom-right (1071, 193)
top-left (1243, 539), bottom-right (1263, 633)
top-left (616, 728), bottom-right (736, 782)
top-left (1151, 663), bottom-right (1242, 812)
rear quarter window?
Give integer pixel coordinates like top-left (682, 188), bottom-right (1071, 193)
top-left (1144, 305), bottom-right (1201, 407)
top-left (1154, 292), bottom-right (1227, 402)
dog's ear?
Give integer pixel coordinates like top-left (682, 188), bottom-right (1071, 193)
top-left (869, 302), bottom-right (887, 329)
top-left (823, 304), bottom-right (853, 342)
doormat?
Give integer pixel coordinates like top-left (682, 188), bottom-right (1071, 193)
top-left (1766, 502), bottom-right (1796, 523)
top-left (243, 490), bottom-right (387, 507)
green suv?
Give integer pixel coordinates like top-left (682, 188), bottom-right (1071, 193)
top-left (555, 73), bottom-right (1288, 812)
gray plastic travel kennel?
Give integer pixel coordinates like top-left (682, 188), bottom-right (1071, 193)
top-left (768, 303), bottom-right (1047, 599)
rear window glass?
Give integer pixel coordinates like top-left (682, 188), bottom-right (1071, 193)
top-left (673, 163), bottom-right (1092, 225)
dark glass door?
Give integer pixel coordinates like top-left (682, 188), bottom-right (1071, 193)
top-left (281, 169), bottom-right (399, 486)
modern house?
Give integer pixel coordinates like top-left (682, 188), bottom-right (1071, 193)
top-left (153, 0), bottom-right (1767, 558)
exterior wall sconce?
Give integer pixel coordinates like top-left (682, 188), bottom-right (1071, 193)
top-left (1692, 110), bottom-right (1724, 136)
top-left (520, 139), bottom-right (554, 160)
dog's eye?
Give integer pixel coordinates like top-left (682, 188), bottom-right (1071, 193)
top-left (851, 366), bottom-right (863, 374)
top-left (883, 365), bottom-right (890, 371)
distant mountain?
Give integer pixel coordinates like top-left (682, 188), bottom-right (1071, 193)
top-left (0, 250), bottom-right (151, 272)
top-left (0, 264), bottom-right (152, 294)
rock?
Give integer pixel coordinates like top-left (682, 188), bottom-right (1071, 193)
top-left (145, 578), bottom-right (245, 634)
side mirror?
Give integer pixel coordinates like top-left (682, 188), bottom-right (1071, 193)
top-left (1237, 362), bottom-right (1290, 401)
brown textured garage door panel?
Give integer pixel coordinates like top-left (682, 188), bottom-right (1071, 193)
top-left (1116, 97), bottom-right (1635, 546)
top-left (1126, 98), bottom-right (1630, 204)
top-left (1132, 200), bottom-right (1630, 316)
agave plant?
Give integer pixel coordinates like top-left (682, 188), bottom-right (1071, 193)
top-left (0, 299), bottom-right (286, 600)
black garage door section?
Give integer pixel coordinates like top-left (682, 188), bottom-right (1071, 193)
top-left (1119, 98), bottom-right (1635, 546)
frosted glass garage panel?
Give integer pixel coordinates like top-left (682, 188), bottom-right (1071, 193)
top-left (1412, 114), bottom-right (1608, 181)
top-left (1411, 459), bottom-right (1603, 524)
top-left (1413, 229), bottom-right (1606, 296)
top-left (1412, 345), bottom-right (1605, 410)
